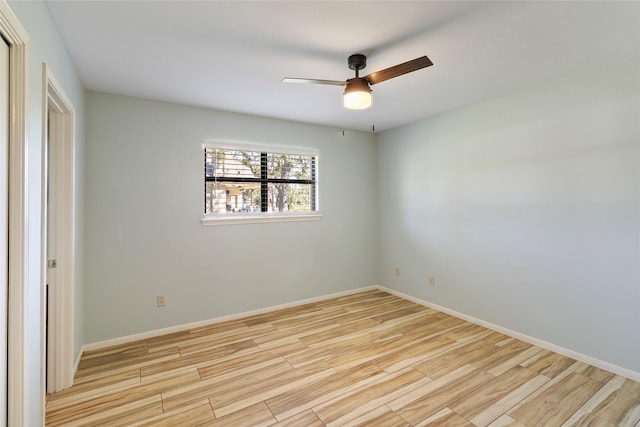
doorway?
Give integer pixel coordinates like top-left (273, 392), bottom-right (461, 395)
top-left (0, 1), bottom-right (30, 424)
top-left (42, 65), bottom-right (76, 394)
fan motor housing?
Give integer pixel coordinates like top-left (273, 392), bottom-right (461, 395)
top-left (348, 54), bottom-right (367, 71)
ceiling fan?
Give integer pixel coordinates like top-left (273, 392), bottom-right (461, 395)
top-left (283, 53), bottom-right (433, 110)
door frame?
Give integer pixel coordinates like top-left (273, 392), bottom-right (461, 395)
top-left (42, 64), bottom-right (75, 393)
top-left (0, 31), bottom-right (9, 427)
top-left (0, 1), bottom-right (30, 426)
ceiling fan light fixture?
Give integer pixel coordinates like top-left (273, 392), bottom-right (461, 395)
top-left (284, 54), bottom-right (432, 110)
top-left (343, 78), bottom-right (372, 110)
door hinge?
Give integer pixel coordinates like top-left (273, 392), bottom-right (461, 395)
top-left (47, 259), bottom-right (57, 269)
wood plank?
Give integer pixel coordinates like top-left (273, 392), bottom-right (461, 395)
top-left (367, 334), bottom-right (456, 373)
top-left (199, 402), bottom-right (275, 427)
top-left (161, 359), bottom-right (294, 412)
top-left (140, 338), bottom-right (257, 377)
top-left (570, 361), bottom-right (616, 383)
top-left (176, 325), bottom-right (276, 355)
top-left (341, 405), bottom-right (411, 427)
top-left (468, 374), bottom-right (549, 427)
top-left (45, 290), bottom-right (640, 427)
top-left (561, 409), bottom-right (617, 427)
top-left (449, 366), bottom-right (539, 422)
top-left (313, 367), bottom-right (429, 426)
top-left (509, 371), bottom-right (605, 425)
top-left (47, 395), bottom-right (164, 427)
top-left (487, 414), bottom-right (527, 427)
top-left (211, 361), bottom-right (336, 418)
top-left (413, 338), bottom-right (497, 379)
top-left (46, 368), bottom-right (201, 425)
top-left (270, 409), bottom-right (325, 427)
top-left (414, 407), bottom-right (474, 427)
top-left (46, 369), bottom-right (140, 405)
top-left (393, 365), bottom-right (495, 424)
top-left (198, 339), bottom-right (307, 380)
top-left (284, 332), bottom-right (375, 368)
top-left (519, 348), bottom-right (576, 378)
top-left (252, 318), bottom-right (340, 346)
top-left (299, 318), bottom-right (380, 346)
top-left (580, 375), bottom-right (640, 425)
top-left (75, 347), bottom-right (181, 383)
top-left (442, 322), bottom-right (492, 342)
top-left (129, 399), bottom-right (215, 427)
top-left (266, 361), bottom-right (385, 421)
top-left (470, 339), bottom-right (534, 373)
top-left (271, 307), bottom-right (349, 329)
top-left (76, 345), bottom-right (176, 376)
top-left (80, 342), bottom-right (148, 361)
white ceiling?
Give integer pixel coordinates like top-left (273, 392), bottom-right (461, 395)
top-left (44, 1), bottom-right (640, 133)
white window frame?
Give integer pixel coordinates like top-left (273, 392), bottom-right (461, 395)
top-left (201, 140), bottom-right (321, 226)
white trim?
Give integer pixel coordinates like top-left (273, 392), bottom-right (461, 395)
top-left (84, 286), bottom-right (378, 351)
top-left (202, 141), bottom-right (320, 224)
top-left (0, 31), bottom-right (8, 427)
top-left (41, 64), bottom-right (76, 393)
top-left (201, 212), bottom-right (321, 226)
top-left (81, 283), bottom-right (640, 383)
top-left (203, 140), bottom-right (319, 157)
top-left (0, 1), bottom-right (30, 426)
top-left (72, 347), bottom-right (83, 379)
top-left (377, 285), bottom-right (640, 383)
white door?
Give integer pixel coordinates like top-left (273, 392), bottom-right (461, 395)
top-left (0, 35), bottom-right (10, 427)
top-left (43, 68), bottom-right (76, 393)
top-left (46, 108), bottom-right (58, 394)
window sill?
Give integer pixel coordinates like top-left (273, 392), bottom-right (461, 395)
top-left (201, 212), bottom-right (322, 226)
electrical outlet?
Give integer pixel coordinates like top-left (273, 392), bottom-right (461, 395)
top-left (429, 276), bottom-right (435, 286)
top-left (157, 295), bottom-right (167, 307)
top-left (395, 267), bottom-right (401, 277)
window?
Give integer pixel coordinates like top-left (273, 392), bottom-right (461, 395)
top-left (203, 142), bottom-right (319, 224)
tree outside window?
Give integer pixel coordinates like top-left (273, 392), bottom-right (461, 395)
top-left (204, 146), bottom-right (317, 217)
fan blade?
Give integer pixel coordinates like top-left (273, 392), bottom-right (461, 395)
top-left (282, 77), bottom-right (345, 86)
top-left (364, 56), bottom-right (433, 85)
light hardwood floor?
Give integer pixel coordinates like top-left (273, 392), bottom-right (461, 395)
top-left (46, 290), bottom-right (640, 426)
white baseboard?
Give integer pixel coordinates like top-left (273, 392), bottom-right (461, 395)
top-left (83, 286), bottom-right (379, 352)
top-left (377, 285), bottom-right (640, 383)
top-left (81, 284), bottom-right (639, 383)
top-left (73, 347), bottom-right (83, 377)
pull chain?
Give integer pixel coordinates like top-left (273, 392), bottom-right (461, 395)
top-left (371, 101), bottom-right (376, 133)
